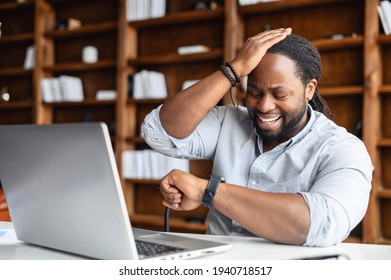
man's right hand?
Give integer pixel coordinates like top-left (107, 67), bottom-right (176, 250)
top-left (230, 27), bottom-right (292, 78)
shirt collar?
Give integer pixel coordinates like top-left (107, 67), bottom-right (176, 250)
top-left (288, 105), bottom-right (316, 146)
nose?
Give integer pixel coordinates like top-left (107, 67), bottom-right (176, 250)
top-left (256, 95), bottom-right (276, 113)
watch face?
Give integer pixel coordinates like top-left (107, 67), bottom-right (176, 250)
top-left (203, 192), bottom-right (214, 207)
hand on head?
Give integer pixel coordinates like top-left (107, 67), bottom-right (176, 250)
top-left (231, 27), bottom-right (292, 78)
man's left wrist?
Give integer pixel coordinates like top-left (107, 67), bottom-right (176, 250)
top-left (202, 175), bottom-right (224, 209)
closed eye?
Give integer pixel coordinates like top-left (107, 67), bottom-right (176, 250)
top-left (247, 90), bottom-right (263, 98)
top-left (274, 94), bottom-right (288, 100)
top-left (272, 88), bottom-right (291, 100)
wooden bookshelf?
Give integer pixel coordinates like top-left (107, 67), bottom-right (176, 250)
top-left (1, 0), bottom-right (390, 244)
top-left (116, 0), bottom-right (225, 232)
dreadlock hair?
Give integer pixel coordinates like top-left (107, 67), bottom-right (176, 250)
top-left (267, 33), bottom-right (333, 119)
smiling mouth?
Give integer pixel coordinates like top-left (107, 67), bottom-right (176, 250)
top-left (258, 115), bottom-right (282, 124)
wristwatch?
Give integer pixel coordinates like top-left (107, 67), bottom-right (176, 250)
top-left (202, 175), bottom-right (224, 209)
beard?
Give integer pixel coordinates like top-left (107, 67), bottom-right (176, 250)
top-left (252, 97), bottom-right (308, 143)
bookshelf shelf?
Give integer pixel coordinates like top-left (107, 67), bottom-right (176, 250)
top-left (125, 136), bottom-right (145, 144)
top-left (43, 100), bottom-right (115, 107)
top-left (377, 189), bottom-right (391, 199)
top-left (0, 0), bottom-right (34, 11)
top-left (128, 8), bottom-right (224, 28)
top-left (377, 34), bottom-right (391, 44)
top-left (0, 101), bottom-right (33, 109)
top-left (43, 60), bottom-right (116, 73)
top-left (377, 138), bottom-right (391, 147)
top-left (0, 33), bottom-right (34, 44)
top-left (44, 21), bottom-right (118, 38)
top-left (318, 85), bottom-right (363, 96)
top-left (129, 49), bottom-right (223, 66)
top-left (126, 179), bottom-right (160, 185)
top-left (127, 98), bottom-right (166, 105)
top-left (379, 85), bottom-right (391, 94)
top-left (0, 67), bottom-right (32, 76)
top-left (313, 35), bottom-right (363, 51)
top-left (238, 0), bottom-right (343, 14)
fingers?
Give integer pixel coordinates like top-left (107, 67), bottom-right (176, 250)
top-left (253, 27), bottom-right (291, 40)
top-left (159, 171), bottom-right (183, 207)
top-left (163, 199), bottom-right (180, 210)
top-left (161, 189), bottom-right (182, 210)
top-left (231, 27), bottom-right (292, 77)
top-left (159, 169), bottom-right (203, 211)
top-left (160, 185), bottom-right (182, 201)
top-left (250, 27), bottom-right (292, 48)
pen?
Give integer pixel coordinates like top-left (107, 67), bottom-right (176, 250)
top-left (296, 253), bottom-right (350, 260)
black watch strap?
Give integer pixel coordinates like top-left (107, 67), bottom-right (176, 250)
top-left (202, 175), bottom-right (224, 209)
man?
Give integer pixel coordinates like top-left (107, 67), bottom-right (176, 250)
top-left (142, 28), bottom-right (373, 247)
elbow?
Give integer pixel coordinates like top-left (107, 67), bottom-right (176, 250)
top-left (303, 212), bottom-right (350, 247)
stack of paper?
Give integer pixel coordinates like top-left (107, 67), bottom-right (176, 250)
top-left (126, 0), bottom-right (166, 21)
top-left (122, 149), bottom-right (190, 179)
top-left (378, 0), bottom-right (391, 35)
top-left (40, 75), bottom-right (84, 102)
top-left (130, 70), bottom-right (168, 99)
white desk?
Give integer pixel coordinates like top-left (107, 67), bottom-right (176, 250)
top-left (1, 222), bottom-right (390, 260)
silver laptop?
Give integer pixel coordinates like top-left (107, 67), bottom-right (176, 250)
top-left (0, 122), bottom-right (231, 260)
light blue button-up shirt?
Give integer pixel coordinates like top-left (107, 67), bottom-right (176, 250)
top-left (142, 105), bottom-right (373, 246)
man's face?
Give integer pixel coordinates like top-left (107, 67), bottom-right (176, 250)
top-left (245, 53), bottom-right (315, 147)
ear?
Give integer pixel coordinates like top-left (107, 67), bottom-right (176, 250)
top-left (305, 79), bottom-right (317, 101)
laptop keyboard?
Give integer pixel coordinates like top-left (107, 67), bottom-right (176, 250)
top-left (136, 240), bottom-right (185, 257)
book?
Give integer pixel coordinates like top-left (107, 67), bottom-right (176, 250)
top-left (127, 75), bottom-right (134, 97)
top-left (41, 76), bottom-right (87, 103)
top-left (177, 45), bottom-right (210, 55)
top-left (140, 70), bottom-right (151, 98)
top-left (148, 71), bottom-right (167, 98)
top-left (50, 78), bottom-right (63, 102)
top-left (130, 70), bottom-right (167, 99)
top-left (96, 90), bottom-right (117, 100)
top-left (58, 75), bottom-right (84, 102)
top-left (23, 46), bottom-right (35, 70)
top-left (150, 0), bottom-right (166, 18)
top-left (126, 0), bottom-right (166, 21)
top-left (122, 149), bottom-right (190, 179)
top-left (379, 0), bottom-right (391, 35)
top-left (41, 78), bottom-right (55, 103)
top-left (122, 151), bottom-right (134, 179)
top-left (132, 71), bottom-right (143, 99)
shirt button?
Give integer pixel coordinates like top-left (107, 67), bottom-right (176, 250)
top-left (251, 180), bottom-right (256, 186)
top-left (237, 228), bottom-right (242, 233)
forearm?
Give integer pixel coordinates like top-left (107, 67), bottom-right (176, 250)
top-left (160, 169), bottom-right (310, 245)
top-left (159, 70), bottom-right (231, 139)
top-left (214, 183), bottom-right (310, 245)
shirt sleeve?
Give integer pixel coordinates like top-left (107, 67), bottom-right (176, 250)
top-left (141, 104), bottom-right (225, 160)
top-left (300, 137), bottom-right (373, 247)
